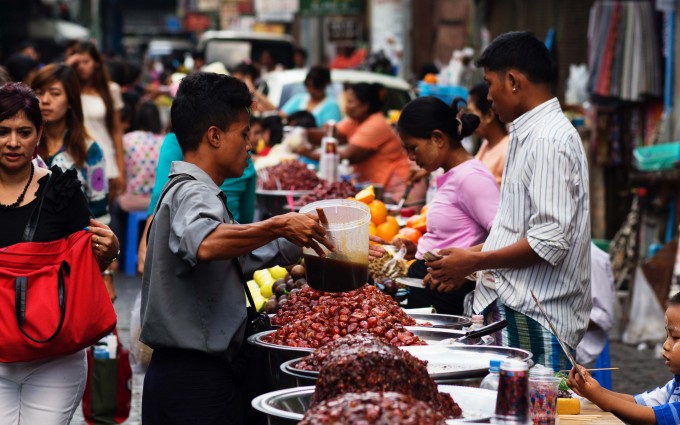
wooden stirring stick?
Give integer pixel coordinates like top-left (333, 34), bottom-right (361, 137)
top-left (316, 207), bottom-right (329, 226)
top-left (558, 367), bottom-right (619, 373)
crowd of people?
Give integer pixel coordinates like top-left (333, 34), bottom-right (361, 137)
top-left (1, 31), bottom-right (676, 425)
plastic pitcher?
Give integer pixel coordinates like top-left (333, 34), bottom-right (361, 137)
top-left (298, 199), bottom-right (371, 292)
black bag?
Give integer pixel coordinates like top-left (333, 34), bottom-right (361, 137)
top-left (244, 302), bottom-right (272, 337)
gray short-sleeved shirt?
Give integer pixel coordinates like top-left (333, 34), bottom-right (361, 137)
top-left (140, 161), bottom-right (300, 359)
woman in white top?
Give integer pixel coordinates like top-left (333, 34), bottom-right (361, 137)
top-left (67, 41), bottom-right (125, 198)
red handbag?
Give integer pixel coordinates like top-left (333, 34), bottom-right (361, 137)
top-left (0, 175), bottom-right (117, 363)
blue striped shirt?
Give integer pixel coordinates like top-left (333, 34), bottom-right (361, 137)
top-left (473, 98), bottom-right (592, 349)
top-left (635, 376), bottom-right (680, 425)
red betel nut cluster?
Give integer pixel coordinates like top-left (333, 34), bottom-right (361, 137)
top-left (265, 285), bottom-right (425, 348)
top-left (309, 335), bottom-right (462, 418)
top-left (299, 391), bottom-right (447, 425)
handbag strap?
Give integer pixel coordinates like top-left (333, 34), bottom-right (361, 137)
top-left (147, 173), bottom-right (260, 311)
top-left (217, 192), bottom-right (260, 313)
top-left (15, 261), bottom-right (68, 344)
top-left (146, 174), bottom-right (196, 246)
top-left (22, 172), bottom-right (52, 242)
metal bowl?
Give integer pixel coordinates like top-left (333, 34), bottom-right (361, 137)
top-left (279, 344), bottom-right (532, 385)
top-left (252, 385), bottom-right (497, 423)
top-left (406, 327), bottom-right (492, 346)
top-left (248, 327), bottom-right (492, 390)
top-left (410, 313), bottom-right (471, 329)
top-left (247, 330), bottom-right (314, 389)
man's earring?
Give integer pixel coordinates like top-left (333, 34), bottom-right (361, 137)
top-left (512, 87), bottom-right (517, 93)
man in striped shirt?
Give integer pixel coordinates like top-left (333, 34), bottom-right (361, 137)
top-left (425, 31), bottom-right (591, 371)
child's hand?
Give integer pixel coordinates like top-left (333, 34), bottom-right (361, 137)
top-left (567, 364), bottom-right (601, 399)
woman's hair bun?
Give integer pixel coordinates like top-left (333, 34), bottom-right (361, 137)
top-left (459, 113), bottom-right (480, 138)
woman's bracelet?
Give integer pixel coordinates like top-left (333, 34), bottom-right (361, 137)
top-left (103, 249), bottom-right (120, 265)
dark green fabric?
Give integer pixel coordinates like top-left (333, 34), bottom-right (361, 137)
top-left (89, 358), bottom-right (119, 424)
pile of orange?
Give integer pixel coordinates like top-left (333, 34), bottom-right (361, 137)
top-left (354, 186), bottom-right (432, 244)
top-left (354, 186), bottom-right (400, 241)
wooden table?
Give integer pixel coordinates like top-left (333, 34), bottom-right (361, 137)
top-left (559, 401), bottom-right (624, 424)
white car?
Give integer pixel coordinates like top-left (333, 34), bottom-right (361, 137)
top-left (260, 69), bottom-right (415, 114)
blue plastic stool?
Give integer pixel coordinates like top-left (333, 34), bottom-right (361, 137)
top-left (124, 210), bottom-right (148, 276)
top-left (592, 336), bottom-right (612, 390)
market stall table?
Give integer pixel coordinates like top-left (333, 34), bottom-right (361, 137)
top-left (559, 401), bottom-right (624, 425)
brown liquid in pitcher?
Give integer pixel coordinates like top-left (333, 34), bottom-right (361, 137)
top-left (303, 254), bottom-right (368, 293)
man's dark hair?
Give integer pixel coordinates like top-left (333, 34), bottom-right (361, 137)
top-left (304, 66), bottom-right (331, 90)
top-left (171, 73), bottom-right (252, 153)
top-left (262, 115), bottom-right (283, 146)
top-left (667, 292), bottom-right (680, 307)
top-left (287, 110), bottom-right (317, 128)
top-left (475, 31), bottom-right (553, 85)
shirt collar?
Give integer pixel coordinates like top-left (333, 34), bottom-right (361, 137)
top-left (510, 97), bottom-right (562, 144)
top-left (169, 161), bottom-right (223, 197)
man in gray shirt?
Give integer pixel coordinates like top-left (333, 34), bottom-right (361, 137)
top-left (140, 72), bottom-right (333, 425)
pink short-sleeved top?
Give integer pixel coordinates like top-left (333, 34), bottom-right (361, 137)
top-left (416, 159), bottom-right (500, 259)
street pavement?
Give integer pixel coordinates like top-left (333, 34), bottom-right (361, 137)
top-left (71, 272), bottom-right (671, 424)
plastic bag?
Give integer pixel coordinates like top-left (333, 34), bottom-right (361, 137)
top-left (129, 291), bottom-right (153, 373)
top-left (565, 64), bottom-right (589, 105)
top-left (622, 267), bottom-right (666, 345)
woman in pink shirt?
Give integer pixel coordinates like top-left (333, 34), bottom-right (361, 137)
top-left (395, 96), bottom-right (500, 314)
top-left (469, 83), bottom-right (509, 187)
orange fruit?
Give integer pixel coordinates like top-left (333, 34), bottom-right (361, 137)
top-left (423, 73), bottom-right (438, 84)
top-left (369, 222), bottom-right (377, 237)
top-left (420, 205), bottom-right (429, 215)
top-left (394, 227), bottom-right (422, 244)
top-left (376, 217), bottom-right (400, 242)
top-left (368, 200), bottom-right (388, 226)
top-left (355, 185), bottom-right (375, 204)
top-left (406, 214), bottom-right (427, 234)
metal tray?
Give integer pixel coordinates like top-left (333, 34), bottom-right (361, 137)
top-left (280, 343), bottom-right (530, 382)
top-left (401, 345), bottom-right (532, 379)
top-left (410, 313), bottom-right (471, 329)
top-left (251, 385), bottom-right (496, 423)
top-left (269, 312), bottom-right (470, 330)
top-left (406, 327), bottom-right (491, 346)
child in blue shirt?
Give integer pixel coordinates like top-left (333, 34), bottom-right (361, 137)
top-left (568, 292), bottom-right (680, 425)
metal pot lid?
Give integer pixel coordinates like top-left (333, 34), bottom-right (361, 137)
top-left (410, 313), bottom-right (472, 329)
top-left (401, 345), bottom-right (533, 379)
top-left (247, 330), bottom-right (314, 354)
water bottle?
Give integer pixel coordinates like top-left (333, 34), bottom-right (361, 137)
top-left (492, 360), bottom-right (531, 425)
top-left (338, 159), bottom-right (354, 183)
top-left (480, 359), bottom-right (502, 391)
top-left (319, 122), bottom-right (339, 182)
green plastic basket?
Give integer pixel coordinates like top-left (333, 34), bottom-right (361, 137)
top-left (592, 238), bottom-right (611, 253)
top-left (633, 142), bottom-right (680, 172)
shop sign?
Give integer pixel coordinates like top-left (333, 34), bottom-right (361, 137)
top-left (299, 0), bottom-right (361, 16)
top-left (327, 17), bottom-right (362, 43)
top-left (197, 0), bottom-right (221, 12)
top-left (255, 0), bottom-right (299, 22)
top-left (184, 12), bottom-right (214, 31)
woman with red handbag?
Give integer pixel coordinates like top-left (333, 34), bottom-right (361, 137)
top-left (0, 82), bottom-right (119, 425)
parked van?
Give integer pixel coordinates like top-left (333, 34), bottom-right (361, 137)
top-left (197, 31), bottom-right (295, 70)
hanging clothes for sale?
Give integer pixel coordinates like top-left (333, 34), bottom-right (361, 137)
top-left (587, 0), bottom-right (663, 101)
